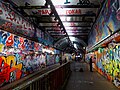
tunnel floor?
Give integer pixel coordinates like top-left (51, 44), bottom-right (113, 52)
top-left (65, 61), bottom-right (118, 90)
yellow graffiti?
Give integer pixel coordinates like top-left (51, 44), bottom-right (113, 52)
top-left (6, 55), bottom-right (22, 70)
top-left (1, 56), bottom-right (7, 63)
top-left (0, 44), bottom-right (4, 52)
top-left (1, 55), bottom-right (22, 70)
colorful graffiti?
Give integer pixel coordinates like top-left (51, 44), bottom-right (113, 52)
top-left (86, 42), bottom-right (120, 88)
top-left (88, 0), bottom-right (120, 48)
top-left (0, 2), bottom-right (35, 38)
top-left (46, 53), bottom-right (55, 66)
top-left (0, 1), bottom-right (58, 88)
top-left (0, 1), bottom-right (53, 46)
top-left (0, 29), bottom-right (59, 87)
top-left (0, 55), bottom-right (22, 86)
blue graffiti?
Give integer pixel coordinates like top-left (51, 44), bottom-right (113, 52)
top-left (14, 36), bottom-right (20, 48)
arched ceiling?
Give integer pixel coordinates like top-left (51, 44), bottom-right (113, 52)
top-left (5, 0), bottom-right (106, 53)
top-left (54, 37), bottom-right (87, 50)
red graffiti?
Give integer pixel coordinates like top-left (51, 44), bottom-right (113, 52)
top-left (23, 24), bottom-right (27, 30)
top-left (6, 35), bottom-right (14, 46)
top-left (19, 37), bottom-right (24, 43)
top-left (38, 9), bottom-right (51, 15)
top-left (21, 42), bottom-right (25, 50)
top-left (0, 56), bottom-right (22, 86)
top-left (66, 9), bottom-right (81, 15)
top-left (2, 22), bottom-right (13, 29)
top-left (34, 43), bottom-right (39, 51)
top-left (19, 37), bottom-right (24, 49)
top-left (16, 25), bottom-right (22, 29)
top-left (0, 57), bottom-right (10, 85)
top-left (6, 11), bottom-right (16, 22)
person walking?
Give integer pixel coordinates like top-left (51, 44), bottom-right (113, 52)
top-left (89, 56), bottom-right (93, 72)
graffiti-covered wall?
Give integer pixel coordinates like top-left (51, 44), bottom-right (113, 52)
top-left (0, 29), bottom-right (58, 87)
top-left (86, 43), bottom-right (120, 87)
top-left (94, 44), bottom-right (120, 87)
top-left (0, 1), bottom-right (54, 46)
top-left (0, 1), bottom-right (58, 87)
top-left (0, 29), bottom-right (40, 86)
top-left (87, 0), bottom-right (120, 88)
top-left (88, 0), bottom-right (120, 48)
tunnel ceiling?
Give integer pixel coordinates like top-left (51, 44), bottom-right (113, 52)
top-left (5, 0), bottom-right (105, 52)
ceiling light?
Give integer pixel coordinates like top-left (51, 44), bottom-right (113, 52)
top-left (48, 5), bottom-right (50, 8)
top-left (56, 20), bottom-right (59, 22)
top-left (69, 37), bottom-right (76, 41)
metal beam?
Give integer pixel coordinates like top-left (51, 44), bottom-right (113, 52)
top-left (55, 5), bottom-right (100, 8)
top-left (24, 14), bottom-right (96, 17)
top-left (43, 26), bottom-right (91, 27)
top-left (68, 35), bottom-right (88, 36)
top-left (48, 30), bottom-right (89, 33)
top-left (38, 17), bottom-right (94, 22)
top-left (39, 21), bottom-right (93, 24)
top-left (56, 14), bottom-right (96, 17)
top-left (39, 22), bottom-right (92, 25)
top-left (47, 29), bottom-right (90, 31)
top-left (66, 29), bottom-right (91, 31)
top-left (19, 6), bottom-right (48, 9)
top-left (46, 27), bottom-right (91, 29)
top-left (51, 33), bottom-right (88, 35)
top-left (50, 32), bottom-right (88, 34)
top-left (39, 21), bottom-right (94, 23)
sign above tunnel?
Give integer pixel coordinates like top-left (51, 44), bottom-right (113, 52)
top-left (51, 0), bottom-right (99, 5)
top-left (25, 8), bottom-right (97, 16)
top-left (11, 0), bottom-right (99, 6)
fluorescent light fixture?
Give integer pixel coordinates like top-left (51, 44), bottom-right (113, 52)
top-left (48, 5), bottom-right (50, 8)
top-left (69, 37), bottom-right (76, 41)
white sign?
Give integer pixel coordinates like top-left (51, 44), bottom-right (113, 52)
top-left (11, 0), bottom-right (99, 6)
top-left (30, 8), bottom-right (81, 15)
top-left (52, 0), bottom-right (99, 5)
top-left (26, 8), bottom-right (97, 15)
top-left (40, 22), bottom-right (92, 26)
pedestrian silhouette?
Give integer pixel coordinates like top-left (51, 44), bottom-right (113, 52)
top-left (89, 56), bottom-right (93, 72)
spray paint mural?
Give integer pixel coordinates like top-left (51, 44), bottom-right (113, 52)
top-left (86, 42), bottom-right (120, 88)
top-left (88, 0), bottom-right (120, 48)
top-left (87, 0), bottom-right (120, 88)
top-left (0, 1), bottom-right (35, 38)
top-left (0, 29), bottom-right (58, 87)
top-left (0, 1), bottom-right (58, 87)
top-left (0, 1), bottom-right (53, 46)
top-left (94, 43), bottom-right (120, 87)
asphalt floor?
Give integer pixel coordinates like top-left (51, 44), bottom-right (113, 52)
top-left (65, 61), bottom-right (118, 90)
